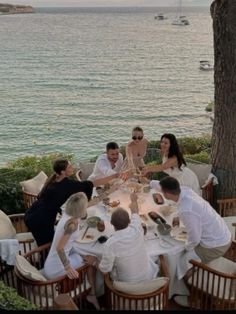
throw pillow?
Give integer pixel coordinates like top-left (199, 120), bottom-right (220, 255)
top-left (15, 254), bottom-right (47, 282)
top-left (79, 162), bottom-right (95, 180)
top-left (20, 171), bottom-right (48, 195)
top-left (0, 210), bottom-right (16, 240)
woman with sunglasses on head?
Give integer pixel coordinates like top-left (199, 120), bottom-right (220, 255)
top-left (122, 126), bottom-right (149, 173)
top-left (141, 133), bottom-right (201, 195)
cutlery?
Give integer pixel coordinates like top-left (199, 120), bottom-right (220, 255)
top-left (81, 226), bottom-right (89, 240)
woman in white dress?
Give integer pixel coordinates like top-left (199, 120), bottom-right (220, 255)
top-left (43, 192), bottom-right (100, 310)
top-left (142, 133), bottom-right (201, 195)
top-left (122, 126), bottom-right (149, 173)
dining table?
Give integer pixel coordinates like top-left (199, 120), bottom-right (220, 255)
top-left (72, 182), bottom-right (201, 298)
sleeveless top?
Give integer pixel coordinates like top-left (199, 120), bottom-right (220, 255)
top-left (43, 212), bottom-right (83, 279)
top-left (162, 156), bottom-right (201, 195)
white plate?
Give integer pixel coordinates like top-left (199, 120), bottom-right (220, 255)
top-left (170, 227), bottom-right (188, 242)
top-left (158, 205), bottom-right (176, 217)
top-left (76, 228), bottom-right (99, 244)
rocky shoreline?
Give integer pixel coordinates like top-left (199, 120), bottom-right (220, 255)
top-left (0, 3), bottom-right (34, 14)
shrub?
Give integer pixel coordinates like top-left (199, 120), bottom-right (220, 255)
top-left (178, 135), bottom-right (211, 155)
top-left (7, 152), bottom-right (75, 176)
top-left (0, 281), bottom-right (38, 310)
top-left (0, 153), bottom-right (75, 214)
top-left (186, 151), bottom-right (211, 164)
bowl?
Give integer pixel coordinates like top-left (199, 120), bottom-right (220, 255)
top-left (157, 223), bottom-right (172, 235)
top-left (108, 200), bottom-right (120, 208)
top-left (159, 205), bottom-right (176, 217)
top-left (87, 216), bottom-right (101, 228)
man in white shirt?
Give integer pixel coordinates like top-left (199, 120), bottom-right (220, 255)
top-left (88, 142), bottom-right (124, 181)
top-left (84, 193), bottom-right (159, 282)
top-left (158, 176), bottom-right (232, 264)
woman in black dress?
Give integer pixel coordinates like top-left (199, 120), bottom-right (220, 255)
top-left (24, 159), bottom-right (117, 246)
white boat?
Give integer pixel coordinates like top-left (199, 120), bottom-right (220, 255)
top-left (199, 60), bottom-right (214, 71)
top-left (172, 1), bottom-right (190, 26)
top-left (154, 13), bottom-right (167, 20)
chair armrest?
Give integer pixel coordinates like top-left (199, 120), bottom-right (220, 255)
top-left (75, 170), bottom-right (82, 182)
top-left (159, 254), bottom-right (169, 278)
top-left (9, 213), bottom-right (28, 233)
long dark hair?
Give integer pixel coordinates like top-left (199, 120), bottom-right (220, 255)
top-left (161, 133), bottom-right (186, 169)
top-left (38, 159), bottom-right (69, 197)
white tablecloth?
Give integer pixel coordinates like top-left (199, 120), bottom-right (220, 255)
top-left (73, 188), bottom-right (198, 298)
top-left (223, 216), bottom-right (236, 240)
top-left (0, 239), bottom-right (20, 265)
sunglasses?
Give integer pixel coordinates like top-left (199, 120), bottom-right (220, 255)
top-left (132, 136), bottom-right (143, 141)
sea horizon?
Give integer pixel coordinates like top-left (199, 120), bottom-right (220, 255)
top-left (0, 6), bottom-right (213, 166)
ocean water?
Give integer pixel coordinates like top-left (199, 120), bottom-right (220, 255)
top-left (0, 6), bottom-right (214, 165)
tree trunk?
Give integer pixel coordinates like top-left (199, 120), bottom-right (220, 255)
top-left (211, 0), bottom-right (236, 199)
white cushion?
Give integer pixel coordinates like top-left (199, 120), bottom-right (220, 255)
top-left (20, 171), bottom-right (48, 195)
top-left (0, 210), bottom-right (16, 240)
top-left (15, 254), bottom-right (47, 282)
top-left (113, 277), bottom-right (169, 295)
top-left (187, 163), bottom-right (212, 186)
top-left (112, 278), bottom-right (168, 310)
top-left (78, 162), bottom-right (95, 180)
top-left (188, 257), bottom-right (236, 299)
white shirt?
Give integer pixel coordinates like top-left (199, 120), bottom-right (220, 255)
top-left (88, 153), bottom-right (123, 181)
top-left (98, 214), bottom-right (159, 282)
top-left (177, 187), bottom-right (231, 251)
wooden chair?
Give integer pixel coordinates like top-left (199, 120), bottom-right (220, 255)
top-left (53, 294), bottom-right (79, 310)
top-left (217, 198), bottom-right (236, 217)
top-left (201, 178), bottom-right (214, 207)
top-left (75, 170), bottom-right (82, 182)
top-left (15, 243), bottom-right (91, 310)
top-left (104, 255), bottom-right (169, 310)
top-left (9, 213), bottom-right (29, 233)
top-left (186, 241), bottom-right (236, 310)
top-left (0, 213), bottom-right (36, 289)
top-left (22, 190), bottom-right (38, 210)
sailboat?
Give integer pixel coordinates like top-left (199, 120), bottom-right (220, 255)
top-left (172, 0), bottom-right (190, 26)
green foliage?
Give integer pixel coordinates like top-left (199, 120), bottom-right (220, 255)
top-left (178, 135), bottom-right (211, 155)
top-left (186, 151), bottom-right (211, 164)
top-left (0, 153), bottom-right (75, 214)
top-left (7, 152), bottom-right (75, 176)
top-left (0, 281), bottom-right (38, 310)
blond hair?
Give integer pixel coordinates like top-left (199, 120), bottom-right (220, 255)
top-left (65, 192), bottom-right (88, 218)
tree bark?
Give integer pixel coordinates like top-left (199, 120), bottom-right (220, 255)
top-left (211, 0), bottom-right (236, 198)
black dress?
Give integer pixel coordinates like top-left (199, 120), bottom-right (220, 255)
top-left (24, 177), bottom-right (93, 246)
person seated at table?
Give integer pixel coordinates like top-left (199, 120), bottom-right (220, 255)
top-left (88, 142), bottom-right (124, 181)
top-left (121, 126), bottom-right (149, 173)
top-left (141, 133), bottom-right (201, 195)
top-left (43, 192), bottom-right (100, 310)
top-left (158, 176), bottom-right (232, 264)
top-left (83, 193), bottom-right (159, 282)
top-left (25, 158), bottom-right (118, 247)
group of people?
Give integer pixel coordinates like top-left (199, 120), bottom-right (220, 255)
top-left (89, 127), bottom-right (200, 194)
top-left (23, 127), bottom-right (232, 310)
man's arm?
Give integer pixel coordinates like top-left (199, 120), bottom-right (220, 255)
top-left (129, 192), bottom-right (139, 214)
top-left (83, 244), bottom-right (115, 275)
top-left (180, 212), bottom-right (201, 252)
